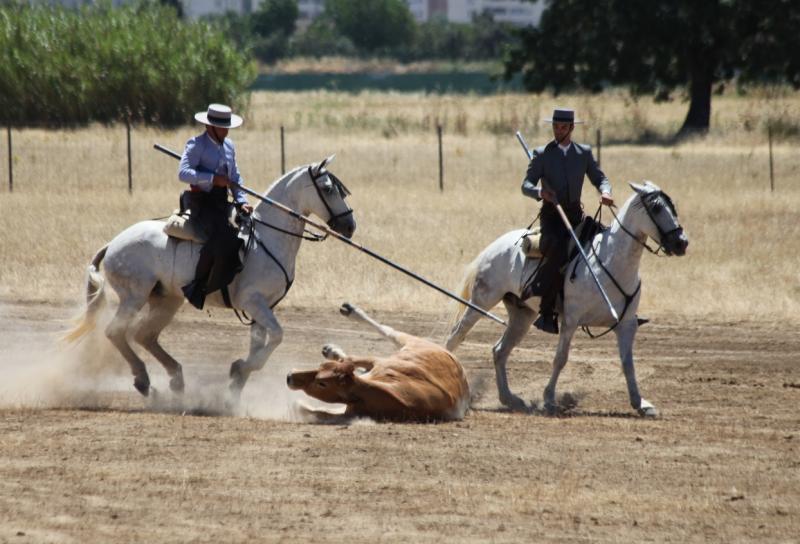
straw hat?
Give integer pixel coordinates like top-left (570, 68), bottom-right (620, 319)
top-left (194, 103), bottom-right (243, 128)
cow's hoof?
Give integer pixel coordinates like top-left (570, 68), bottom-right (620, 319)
top-left (322, 343), bottom-right (346, 360)
top-left (339, 303), bottom-right (354, 316)
top-left (169, 369), bottom-right (185, 394)
top-left (133, 376), bottom-right (150, 397)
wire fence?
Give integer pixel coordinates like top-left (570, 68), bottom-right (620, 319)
top-left (0, 123), bottom-right (785, 195)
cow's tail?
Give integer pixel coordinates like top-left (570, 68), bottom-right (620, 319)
top-left (63, 245), bottom-right (109, 343)
top-left (446, 256), bottom-right (480, 335)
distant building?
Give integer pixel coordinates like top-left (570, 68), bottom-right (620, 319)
top-left (39, 0), bottom-right (543, 26)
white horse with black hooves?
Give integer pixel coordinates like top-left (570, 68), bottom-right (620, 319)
top-left (445, 182), bottom-right (688, 417)
top-left (65, 156), bottom-right (355, 400)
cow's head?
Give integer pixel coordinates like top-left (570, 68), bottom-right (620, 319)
top-left (286, 361), bottom-right (356, 404)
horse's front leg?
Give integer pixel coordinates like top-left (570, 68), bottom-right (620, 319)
top-left (614, 319), bottom-right (657, 417)
top-left (229, 297), bottom-right (283, 394)
top-left (543, 322), bottom-right (577, 414)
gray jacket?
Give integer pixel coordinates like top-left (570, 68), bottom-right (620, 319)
top-left (521, 141), bottom-right (611, 206)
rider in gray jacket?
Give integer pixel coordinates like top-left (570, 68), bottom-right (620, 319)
top-left (521, 108), bottom-right (614, 334)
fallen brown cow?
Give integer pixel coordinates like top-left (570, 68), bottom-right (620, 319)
top-left (287, 303), bottom-right (470, 422)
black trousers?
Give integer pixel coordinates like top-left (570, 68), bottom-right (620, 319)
top-left (534, 203), bottom-right (583, 314)
top-left (181, 188), bottom-right (241, 306)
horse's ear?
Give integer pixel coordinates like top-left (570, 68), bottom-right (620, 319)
top-left (643, 180), bottom-right (661, 191)
top-left (313, 154), bottom-right (336, 176)
top-left (629, 181), bottom-right (647, 194)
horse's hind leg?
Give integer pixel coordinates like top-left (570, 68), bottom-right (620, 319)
top-left (105, 291), bottom-right (151, 396)
top-left (492, 298), bottom-right (536, 411)
top-left (134, 295), bottom-right (185, 393)
top-left (445, 283), bottom-right (504, 352)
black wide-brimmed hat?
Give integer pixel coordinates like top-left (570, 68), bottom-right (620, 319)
top-left (541, 107), bottom-right (584, 124)
top-left (194, 103), bottom-right (243, 128)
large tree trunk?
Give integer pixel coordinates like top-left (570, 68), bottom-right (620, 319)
top-left (678, 62), bottom-right (713, 137)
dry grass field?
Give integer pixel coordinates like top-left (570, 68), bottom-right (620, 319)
top-left (1, 90), bottom-right (799, 542)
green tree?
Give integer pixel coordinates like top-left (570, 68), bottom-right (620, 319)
top-left (252, 0), bottom-right (298, 37)
top-left (504, 0), bottom-right (800, 136)
top-left (324, 0), bottom-right (415, 53)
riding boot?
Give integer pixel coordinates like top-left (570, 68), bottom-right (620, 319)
top-left (534, 288), bottom-right (559, 335)
top-left (182, 244), bottom-right (215, 310)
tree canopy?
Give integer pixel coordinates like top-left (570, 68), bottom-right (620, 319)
top-left (504, 0), bottom-right (800, 136)
top-left (324, 0), bottom-right (415, 53)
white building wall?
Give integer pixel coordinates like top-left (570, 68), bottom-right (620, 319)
top-left (448, 0), bottom-right (543, 26)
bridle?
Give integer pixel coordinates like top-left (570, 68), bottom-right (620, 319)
top-left (309, 166), bottom-right (353, 225)
top-left (607, 190), bottom-right (682, 256)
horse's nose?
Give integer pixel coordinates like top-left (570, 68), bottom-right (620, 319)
top-left (286, 374), bottom-right (293, 387)
top-left (329, 215), bottom-right (356, 239)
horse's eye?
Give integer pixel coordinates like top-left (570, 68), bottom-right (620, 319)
top-left (651, 202), bottom-right (663, 212)
top-left (316, 380), bottom-right (327, 388)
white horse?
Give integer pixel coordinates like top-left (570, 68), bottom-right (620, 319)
top-left (445, 182), bottom-right (688, 416)
top-left (66, 156), bottom-right (356, 397)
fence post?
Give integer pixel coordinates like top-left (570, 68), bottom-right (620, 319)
top-left (596, 128), bottom-right (602, 167)
top-left (437, 124), bottom-right (443, 192)
top-left (768, 126), bottom-right (774, 192)
top-left (6, 126), bottom-right (11, 193)
top-left (126, 119), bottom-right (133, 194)
top-left (280, 125), bottom-right (285, 175)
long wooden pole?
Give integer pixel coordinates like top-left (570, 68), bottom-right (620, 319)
top-left (153, 143), bottom-right (507, 326)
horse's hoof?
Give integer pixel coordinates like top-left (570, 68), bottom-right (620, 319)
top-left (229, 359), bottom-right (248, 392)
top-left (339, 303), bottom-right (354, 316)
top-left (169, 371), bottom-right (185, 394)
top-left (133, 376), bottom-right (150, 397)
top-left (638, 400), bottom-right (659, 418)
top-left (501, 394), bottom-right (528, 413)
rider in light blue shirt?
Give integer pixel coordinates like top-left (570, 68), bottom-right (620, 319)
top-left (179, 103), bottom-right (252, 310)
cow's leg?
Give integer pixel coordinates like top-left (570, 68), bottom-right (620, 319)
top-left (339, 357), bottom-right (377, 371)
top-left (229, 294), bottom-right (283, 394)
top-left (614, 319), bottom-right (656, 417)
top-left (543, 321), bottom-right (578, 414)
top-left (321, 343), bottom-right (347, 361)
top-left (491, 299), bottom-right (536, 411)
top-left (339, 303), bottom-right (413, 348)
top-left (105, 288), bottom-right (151, 396)
top-left (133, 295), bottom-right (185, 393)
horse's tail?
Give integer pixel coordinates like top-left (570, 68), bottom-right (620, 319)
top-left (63, 245), bottom-right (108, 343)
top-left (446, 256), bottom-right (480, 335)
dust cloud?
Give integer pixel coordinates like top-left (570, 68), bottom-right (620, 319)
top-left (0, 303), bottom-right (328, 423)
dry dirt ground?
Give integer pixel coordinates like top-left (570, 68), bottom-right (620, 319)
top-left (0, 300), bottom-right (798, 543)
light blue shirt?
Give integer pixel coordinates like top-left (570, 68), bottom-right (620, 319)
top-left (178, 132), bottom-right (248, 206)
